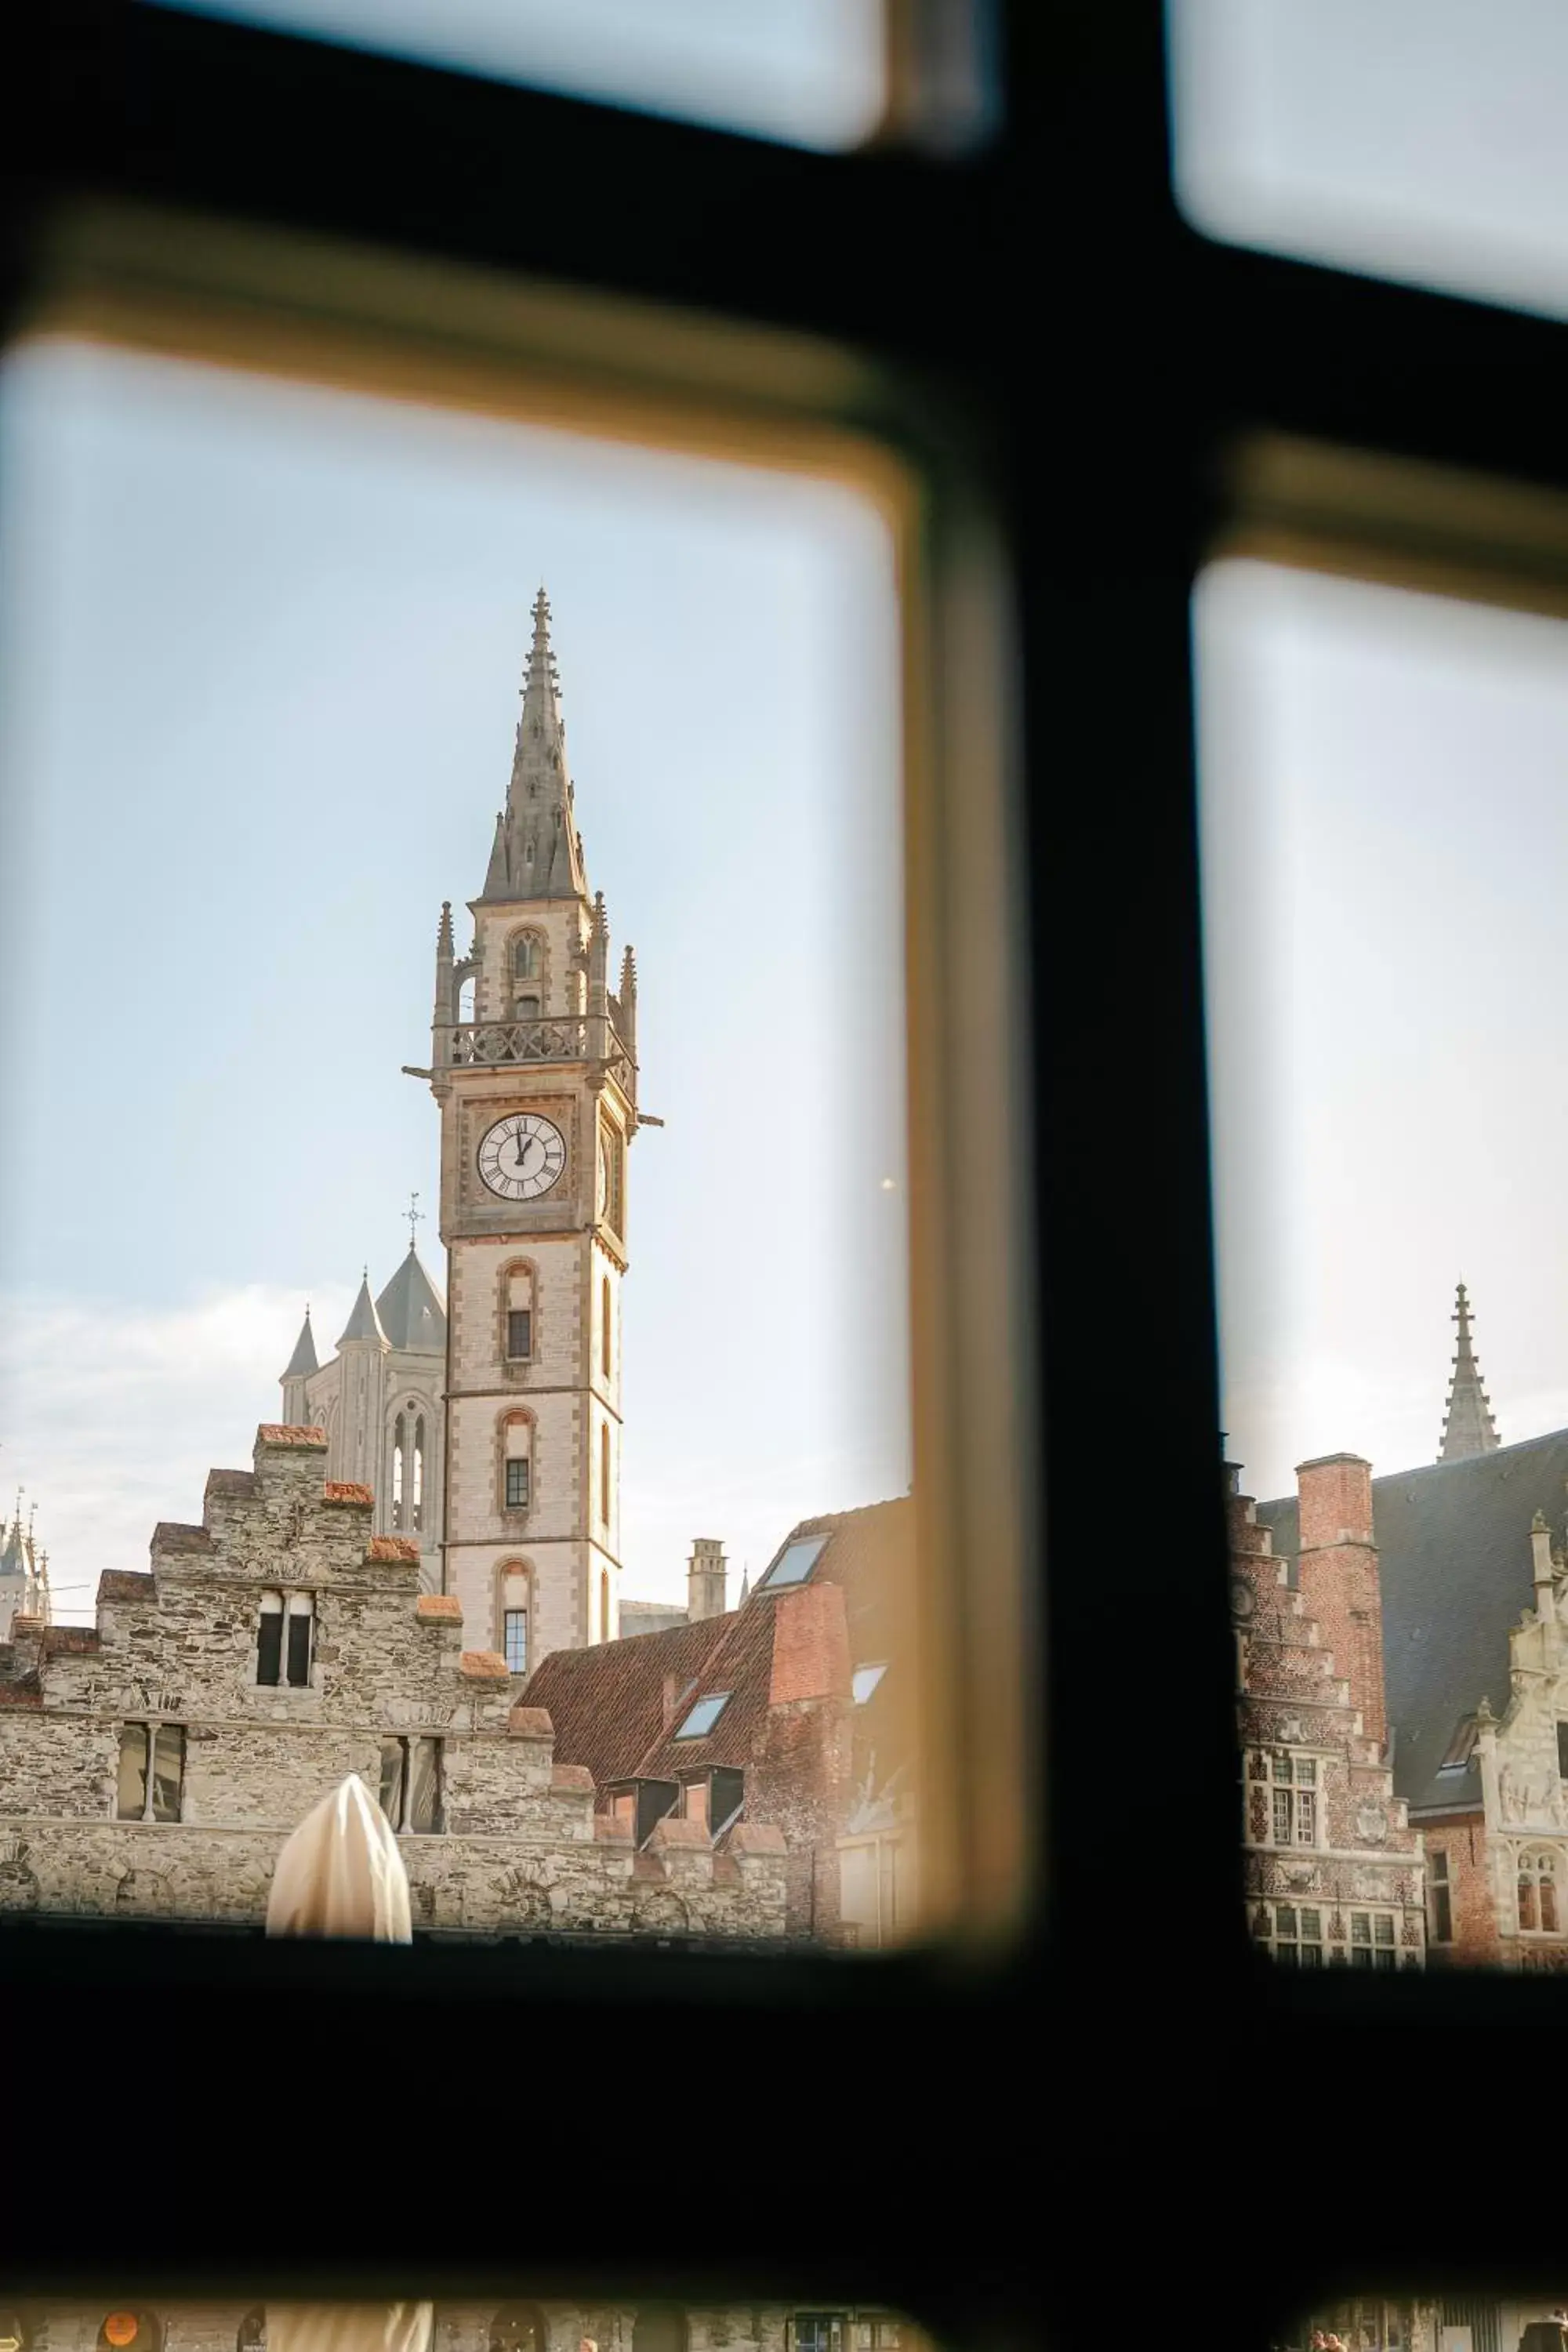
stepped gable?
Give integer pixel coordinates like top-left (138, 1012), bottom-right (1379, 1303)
top-left (1255, 1425), bottom-right (1568, 1817)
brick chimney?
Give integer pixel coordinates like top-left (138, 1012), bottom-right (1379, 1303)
top-left (1295, 1452), bottom-right (1387, 1751)
top-left (768, 1582), bottom-right (852, 1706)
top-left (688, 1537), bottom-right (728, 1622)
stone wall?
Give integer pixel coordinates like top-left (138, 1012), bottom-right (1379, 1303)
top-left (0, 1425), bottom-right (785, 1940)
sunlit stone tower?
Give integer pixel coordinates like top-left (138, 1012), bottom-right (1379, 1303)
top-left (426, 590), bottom-right (638, 1671)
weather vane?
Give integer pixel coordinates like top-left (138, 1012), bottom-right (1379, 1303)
top-left (407, 1190), bottom-right (423, 1250)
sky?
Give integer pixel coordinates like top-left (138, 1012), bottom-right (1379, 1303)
top-left (1198, 561), bottom-right (1568, 1504)
top-left (0, 338), bottom-right (908, 1622)
top-left (1170, 0), bottom-right (1568, 320)
top-left (146, 0), bottom-right (884, 150)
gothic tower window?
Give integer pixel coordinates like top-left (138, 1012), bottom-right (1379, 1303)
top-left (392, 1413), bottom-right (406, 1529)
top-left (601, 1423), bottom-right (612, 1526)
top-left (501, 1411), bottom-right (533, 1512)
top-left (601, 1566), bottom-right (611, 1642)
top-left (500, 1562), bottom-right (531, 1672)
top-left (601, 1275), bottom-right (612, 1377)
top-left (513, 935), bottom-right (539, 980)
top-left (1518, 1845), bottom-right (1561, 1932)
top-left (412, 1415), bottom-right (425, 1532)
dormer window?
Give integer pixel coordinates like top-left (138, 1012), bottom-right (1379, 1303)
top-left (257, 1589), bottom-right (314, 1688)
top-left (757, 1534), bottom-right (829, 1590)
top-left (674, 1690), bottom-right (731, 1740)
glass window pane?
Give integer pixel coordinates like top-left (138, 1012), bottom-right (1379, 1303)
top-left (757, 1535), bottom-right (829, 1589)
top-left (503, 1610), bottom-right (528, 1675)
top-left (674, 1693), bottom-right (731, 1740)
top-left (379, 1737), bottom-right (407, 1828)
top-left (408, 1737), bottom-right (443, 1834)
top-left (1169, 0), bottom-right (1568, 319)
top-left (151, 1724), bottom-right (184, 1822)
top-left (143, 0), bottom-right (888, 151)
top-left (115, 1724), bottom-right (148, 1820)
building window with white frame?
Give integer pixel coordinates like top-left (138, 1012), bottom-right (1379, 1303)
top-left (504, 1263), bottom-right (535, 1363)
top-left (1348, 1908), bottom-right (1399, 1968)
top-left (1265, 1751), bottom-right (1319, 1846)
top-left (1428, 1846), bottom-right (1454, 1944)
top-left (1250, 1900), bottom-right (1325, 1965)
top-left (502, 1413), bottom-right (532, 1512)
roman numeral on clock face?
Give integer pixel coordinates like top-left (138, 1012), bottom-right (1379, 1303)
top-left (477, 1112), bottom-right (567, 1201)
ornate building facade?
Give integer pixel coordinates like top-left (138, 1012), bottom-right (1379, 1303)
top-left (426, 588), bottom-right (638, 1673)
top-left (1231, 1454), bottom-right (1426, 1969)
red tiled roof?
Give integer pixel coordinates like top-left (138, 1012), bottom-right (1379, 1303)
top-left (324, 1482), bottom-right (374, 1508)
top-left (507, 1705), bottom-right (553, 1737)
top-left (522, 1496), bottom-right (913, 1795)
top-left (98, 1571), bottom-right (154, 1604)
top-left (520, 1614), bottom-right (733, 1787)
top-left (366, 1535), bottom-right (419, 1563)
top-left (257, 1424), bottom-right (328, 1448)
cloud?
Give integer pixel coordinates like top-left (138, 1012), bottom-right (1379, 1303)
top-left (0, 1283), bottom-right (351, 1621)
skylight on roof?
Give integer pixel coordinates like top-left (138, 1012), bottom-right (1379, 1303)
top-left (674, 1691), bottom-right (731, 1739)
top-left (758, 1534), bottom-right (829, 1590)
top-left (852, 1661), bottom-right (887, 1704)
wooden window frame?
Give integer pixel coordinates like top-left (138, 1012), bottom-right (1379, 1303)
top-left (7, 0), bottom-right (1568, 2330)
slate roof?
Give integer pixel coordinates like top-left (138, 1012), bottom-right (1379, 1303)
top-left (522, 1496), bottom-right (911, 1795)
top-left (375, 1248), bottom-right (447, 1354)
top-left (1255, 1425), bottom-right (1568, 1817)
top-left (337, 1276), bottom-right (389, 1349)
top-left (282, 1309), bottom-right (319, 1380)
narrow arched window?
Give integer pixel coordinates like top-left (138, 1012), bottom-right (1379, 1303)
top-left (601, 1423), bottom-right (611, 1526)
top-left (412, 1415), bottom-right (425, 1531)
top-left (503, 1413), bottom-right (532, 1512)
top-left (601, 1275), bottom-right (612, 1377)
top-left (502, 1564), bottom-right (530, 1674)
top-left (505, 1263), bottom-right (535, 1363)
top-left (391, 1412), bottom-right (406, 1530)
top-left (513, 935), bottom-right (538, 980)
top-left (256, 1590), bottom-right (285, 1686)
top-left (600, 1567), bottom-right (611, 1642)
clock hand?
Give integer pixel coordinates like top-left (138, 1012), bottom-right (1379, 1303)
top-left (514, 1128), bottom-right (532, 1170)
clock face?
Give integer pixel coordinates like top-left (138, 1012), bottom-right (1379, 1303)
top-left (477, 1112), bottom-right (567, 1202)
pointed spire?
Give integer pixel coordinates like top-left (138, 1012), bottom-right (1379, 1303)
top-left (337, 1272), bottom-right (390, 1351)
top-left (738, 1563), bottom-right (751, 1606)
top-left (436, 901), bottom-right (454, 958)
top-left (1439, 1279), bottom-right (1502, 1461)
top-left (477, 586), bottom-right (586, 905)
top-left (282, 1305), bottom-right (319, 1381)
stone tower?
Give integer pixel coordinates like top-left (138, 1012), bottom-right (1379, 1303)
top-left (428, 589), bottom-right (637, 1669)
top-left (1439, 1279), bottom-right (1501, 1461)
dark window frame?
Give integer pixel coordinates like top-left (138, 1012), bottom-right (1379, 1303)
top-left (5, 0), bottom-right (1566, 2331)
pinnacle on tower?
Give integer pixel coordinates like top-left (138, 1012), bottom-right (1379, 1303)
top-left (282, 1305), bottom-right (319, 1381)
top-left (1439, 1279), bottom-right (1502, 1461)
top-left (337, 1273), bottom-right (390, 1351)
top-left (479, 584), bottom-right (586, 904)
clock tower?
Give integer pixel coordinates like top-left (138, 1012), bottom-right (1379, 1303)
top-left (427, 589), bottom-right (637, 1668)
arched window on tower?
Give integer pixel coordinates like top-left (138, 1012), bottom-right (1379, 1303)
top-left (601, 1275), bottom-right (612, 1378)
top-left (505, 1262), bottom-right (536, 1363)
top-left (513, 935), bottom-right (538, 981)
top-left (503, 1411), bottom-right (533, 1513)
top-left (412, 1415), bottom-right (425, 1532)
top-left (391, 1413), bottom-right (406, 1530)
top-left (601, 1567), bottom-right (610, 1642)
top-left (601, 1423), bottom-right (612, 1526)
top-left (501, 1563), bottom-right (531, 1674)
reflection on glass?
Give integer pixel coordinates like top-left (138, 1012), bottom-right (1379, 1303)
top-left (1200, 562), bottom-right (1568, 1971)
top-left (144, 0), bottom-right (887, 151)
top-left (1279, 2299), bottom-right (1568, 2352)
top-left (0, 337), bottom-right (913, 1947)
top-left (1169, 0), bottom-right (1568, 320)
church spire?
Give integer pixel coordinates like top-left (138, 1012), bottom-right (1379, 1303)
top-left (1439, 1279), bottom-right (1501, 1461)
top-left (281, 1306), bottom-right (319, 1381)
top-left (478, 585), bottom-right (586, 905)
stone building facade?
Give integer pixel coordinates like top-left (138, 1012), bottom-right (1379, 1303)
top-left (1230, 1456), bottom-right (1425, 1969)
top-left (0, 1424), bottom-right (784, 1938)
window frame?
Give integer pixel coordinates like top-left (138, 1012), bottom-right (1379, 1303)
top-left (8, 0), bottom-right (1568, 2328)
